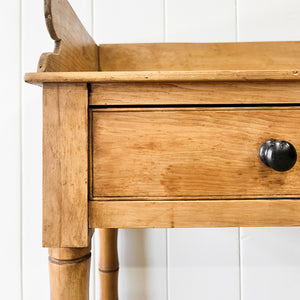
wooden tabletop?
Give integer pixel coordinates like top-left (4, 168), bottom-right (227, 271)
top-left (25, 70), bottom-right (300, 85)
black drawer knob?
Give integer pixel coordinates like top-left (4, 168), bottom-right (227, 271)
top-left (259, 139), bottom-right (297, 172)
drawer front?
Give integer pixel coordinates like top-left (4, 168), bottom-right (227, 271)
top-left (90, 107), bottom-right (300, 200)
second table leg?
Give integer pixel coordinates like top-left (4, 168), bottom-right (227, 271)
top-left (99, 228), bottom-right (119, 300)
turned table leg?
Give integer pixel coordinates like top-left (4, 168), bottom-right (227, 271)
top-left (99, 229), bottom-right (119, 300)
top-left (48, 243), bottom-right (91, 300)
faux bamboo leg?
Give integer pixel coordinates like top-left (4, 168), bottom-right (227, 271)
top-left (99, 229), bottom-right (119, 300)
top-left (48, 242), bottom-right (91, 300)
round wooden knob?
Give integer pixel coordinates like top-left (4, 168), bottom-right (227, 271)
top-left (259, 139), bottom-right (297, 172)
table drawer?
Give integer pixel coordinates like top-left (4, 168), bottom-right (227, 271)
top-left (90, 107), bottom-right (300, 200)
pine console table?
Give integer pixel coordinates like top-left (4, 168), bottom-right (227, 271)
top-left (25, 0), bottom-right (300, 299)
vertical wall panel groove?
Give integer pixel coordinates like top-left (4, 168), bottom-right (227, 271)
top-left (166, 228), bottom-right (170, 300)
top-left (238, 228), bottom-right (242, 300)
top-left (234, 0), bottom-right (239, 42)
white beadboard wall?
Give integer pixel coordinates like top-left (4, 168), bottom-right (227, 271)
top-left (1, 0), bottom-right (300, 299)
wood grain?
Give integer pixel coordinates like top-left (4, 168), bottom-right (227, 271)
top-left (89, 200), bottom-right (300, 228)
top-left (99, 42), bottom-right (300, 71)
top-left (49, 230), bottom-right (94, 260)
top-left (48, 235), bottom-right (92, 300)
top-left (91, 108), bottom-right (300, 199)
top-left (43, 83), bottom-right (88, 247)
top-left (38, 0), bottom-right (98, 72)
top-left (25, 70), bottom-right (300, 85)
top-left (90, 81), bottom-right (300, 105)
